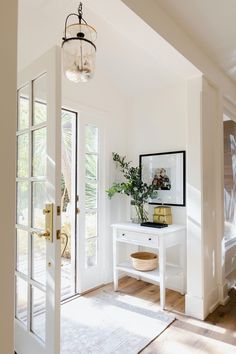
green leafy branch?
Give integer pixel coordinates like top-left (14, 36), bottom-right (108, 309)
top-left (106, 153), bottom-right (157, 205)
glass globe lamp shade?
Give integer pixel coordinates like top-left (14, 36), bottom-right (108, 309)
top-left (62, 23), bottom-right (97, 83)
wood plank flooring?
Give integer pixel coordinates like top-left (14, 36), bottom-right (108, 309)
top-left (88, 276), bottom-right (236, 354)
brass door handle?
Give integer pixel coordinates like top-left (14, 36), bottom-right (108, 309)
top-left (32, 230), bottom-right (51, 240)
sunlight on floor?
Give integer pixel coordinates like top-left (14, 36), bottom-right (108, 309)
top-left (61, 289), bottom-right (174, 354)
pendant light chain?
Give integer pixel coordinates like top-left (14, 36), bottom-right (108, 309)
top-left (78, 2), bottom-right (83, 23)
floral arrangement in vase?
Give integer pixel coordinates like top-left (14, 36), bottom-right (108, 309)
top-left (106, 153), bottom-right (158, 223)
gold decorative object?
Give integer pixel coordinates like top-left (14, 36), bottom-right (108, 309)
top-left (153, 206), bottom-right (172, 225)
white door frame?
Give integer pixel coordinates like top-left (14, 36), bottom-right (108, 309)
top-left (62, 99), bottom-right (107, 293)
top-left (15, 46), bottom-right (61, 354)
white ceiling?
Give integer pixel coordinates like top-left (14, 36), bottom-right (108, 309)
top-left (18, 0), bottom-right (199, 97)
top-left (156, 0), bottom-right (236, 82)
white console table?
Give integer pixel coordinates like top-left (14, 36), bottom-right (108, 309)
top-left (112, 222), bottom-right (186, 309)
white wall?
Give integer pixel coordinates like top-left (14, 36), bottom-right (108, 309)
top-left (185, 76), bottom-right (204, 318)
top-left (126, 83), bottom-right (187, 225)
top-left (0, 1), bottom-right (17, 353)
top-left (185, 76), bottom-right (226, 319)
top-left (125, 83), bottom-right (187, 268)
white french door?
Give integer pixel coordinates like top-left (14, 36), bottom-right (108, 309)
top-left (76, 112), bottom-right (105, 293)
top-left (15, 47), bottom-right (61, 354)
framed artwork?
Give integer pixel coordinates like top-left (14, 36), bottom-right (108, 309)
top-left (139, 150), bottom-right (186, 206)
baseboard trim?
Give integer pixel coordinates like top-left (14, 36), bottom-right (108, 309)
top-left (220, 295), bottom-right (230, 306)
top-left (185, 294), bottom-right (205, 320)
top-left (209, 300), bottom-right (220, 313)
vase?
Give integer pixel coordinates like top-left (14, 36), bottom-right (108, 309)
top-left (130, 201), bottom-right (149, 224)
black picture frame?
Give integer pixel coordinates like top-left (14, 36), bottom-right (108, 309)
top-left (139, 150), bottom-right (186, 206)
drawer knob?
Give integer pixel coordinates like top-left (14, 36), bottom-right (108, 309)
top-left (122, 233), bottom-right (125, 236)
top-left (148, 238), bottom-right (152, 241)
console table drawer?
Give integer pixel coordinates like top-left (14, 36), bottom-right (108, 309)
top-left (116, 229), bottom-right (158, 247)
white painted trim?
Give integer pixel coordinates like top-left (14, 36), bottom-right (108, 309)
top-left (220, 295), bottom-right (230, 306)
top-left (209, 300), bottom-right (220, 314)
top-left (205, 286), bottom-right (219, 315)
top-left (185, 294), bottom-right (205, 320)
top-left (61, 98), bottom-right (109, 291)
top-left (15, 46), bottom-right (61, 354)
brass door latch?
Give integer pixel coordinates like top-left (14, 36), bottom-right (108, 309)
top-left (32, 203), bottom-right (53, 242)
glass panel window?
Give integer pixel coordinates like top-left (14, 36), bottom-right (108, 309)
top-left (61, 109), bottom-right (77, 300)
top-left (15, 277), bottom-right (28, 326)
top-left (85, 125), bottom-right (98, 153)
top-left (85, 182), bottom-right (97, 209)
top-left (85, 154), bottom-right (98, 180)
top-left (18, 85), bottom-right (29, 131)
top-left (16, 229), bottom-right (28, 275)
top-left (33, 74), bottom-right (47, 125)
top-left (32, 128), bottom-right (46, 177)
top-left (17, 133), bottom-right (29, 178)
top-left (32, 234), bottom-right (46, 286)
top-left (31, 287), bottom-right (46, 342)
top-left (85, 211), bottom-right (97, 239)
top-left (17, 181), bottom-right (28, 226)
top-left (32, 182), bottom-right (46, 229)
top-left (86, 238), bottom-right (97, 267)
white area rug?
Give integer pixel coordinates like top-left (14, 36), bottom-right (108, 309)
top-left (61, 290), bottom-right (175, 354)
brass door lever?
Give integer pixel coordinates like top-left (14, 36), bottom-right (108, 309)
top-left (32, 230), bottom-right (51, 240)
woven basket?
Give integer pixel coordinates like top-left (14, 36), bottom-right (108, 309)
top-left (130, 252), bottom-right (158, 271)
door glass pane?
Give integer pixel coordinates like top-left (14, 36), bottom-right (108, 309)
top-left (86, 238), bottom-right (97, 267)
top-left (17, 133), bottom-right (29, 178)
top-left (17, 181), bottom-right (28, 226)
top-left (32, 128), bottom-right (46, 177)
top-left (16, 229), bottom-right (28, 275)
top-left (85, 154), bottom-right (98, 180)
top-left (85, 125), bottom-right (98, 153)
top-left (32, 234), bottom-right (46, 286)
top-left (32, 182), bottom-right (46, 229)
top-left (85, 182), bottom-right (97, 209)
top-left (15, 277), bottom-right (28, 326)
top-left (18, 85), bottom-right (29, 131)
top-left (33, 74), bottom-right (47, 125)
top-left (31, 287), bottom-right (46, 342)
top-left (85, 211), bottom-right (97, 239)
top-left (61, 109), bottom-right (76, 300)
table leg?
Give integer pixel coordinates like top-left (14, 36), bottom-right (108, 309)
top-left (113, 230), bottom-right (118, 291)
top-left (114, 269), bottom-right (118, 291)
top-left (159, 238), bottom-right (166, 309)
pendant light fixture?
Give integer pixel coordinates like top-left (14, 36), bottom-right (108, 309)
top-left (62, 2), bottom-right (97, 83)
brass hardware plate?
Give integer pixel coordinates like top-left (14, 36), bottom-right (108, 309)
top-left (77, 207), bottom-right (80, 214)
top-left (56, 230), bottom-right (61, 240)
top-left (57, 206), bottom-right (61, 216)
top-left (31, 204), bottom-right (53, 241)
top-left (44, 203), bottom-right (53, 242)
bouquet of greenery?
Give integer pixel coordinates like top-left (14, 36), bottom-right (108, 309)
top-left (106, 153), bottom-right (157, 223)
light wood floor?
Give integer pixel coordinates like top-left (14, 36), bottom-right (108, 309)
top-left (88, 276), bottom-right (236, 354)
